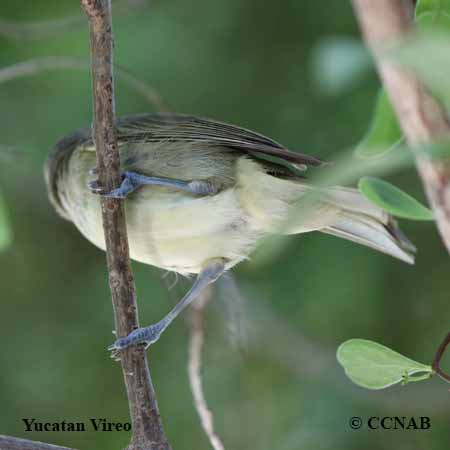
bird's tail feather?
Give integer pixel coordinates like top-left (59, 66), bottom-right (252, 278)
top-left (236, 159), bottom-right (416, 263)
top-left (288, 185), bottom-right (416, 264)
top-left (321, 213), bottom-right (415, 264)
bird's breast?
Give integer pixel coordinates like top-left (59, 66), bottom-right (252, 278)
top-left (124, 188), bottom-right (261, 273)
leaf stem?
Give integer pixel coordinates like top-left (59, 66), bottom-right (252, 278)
top-left (432, 331), bottom-right (450, 383)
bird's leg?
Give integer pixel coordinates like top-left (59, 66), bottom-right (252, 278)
top-left (89, 170), bottom-right (217, 198)
top-left (108, 258), bottom-right (226, 353)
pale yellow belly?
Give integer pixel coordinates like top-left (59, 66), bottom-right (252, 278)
top-left (67, 181), bottom-right (262, 274)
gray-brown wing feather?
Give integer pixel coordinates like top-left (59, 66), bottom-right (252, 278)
top-left (115, 113), bottom-right (325, 169)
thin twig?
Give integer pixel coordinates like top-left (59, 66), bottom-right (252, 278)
top-left (80, 1), bottom-right (171, 449)
top-left (0, 57), bottom-right (84, 82)
top-left (0, 0), bottom-right (147, 40)
top-left (0, 56), bottom-right (168, 111)
top-left (432, 331), bottom-right (450, 383)
top-left (114, 64), bottom-right (170, 111)
top-left (351, 0), bottom-right (450, 252)
top-left (188, 287), bottom-right (226, 450)
top-left (0, 435), bottom-right (76, 450)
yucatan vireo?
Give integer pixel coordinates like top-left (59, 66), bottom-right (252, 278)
top-left (45, 113), bottom-right (415, 352)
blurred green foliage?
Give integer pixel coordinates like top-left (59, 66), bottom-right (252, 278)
top-left (354, 90), bottom-right (402, 159)
top-left (0, 189), bottom-right (12, 251)
top-left (0, 1), bottom-right (449, 450)
top-left (358, 177), bottom-right (434, 221)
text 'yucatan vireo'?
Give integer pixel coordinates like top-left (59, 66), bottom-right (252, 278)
top-left (45, 113), bottom-right (415, 352)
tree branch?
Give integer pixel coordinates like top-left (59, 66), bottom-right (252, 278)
top-left (351, 0), bottom-right (450, 252)
top-left (80, 1), bottom-right (171, 449)
top-left (0, 435), bottom-right (76, 450)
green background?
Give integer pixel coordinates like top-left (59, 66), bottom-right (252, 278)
top-left (0, 0), bottom-right (449, 449)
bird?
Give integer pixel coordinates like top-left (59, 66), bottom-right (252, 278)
top-left (45, 112), bottom-right (416, 352)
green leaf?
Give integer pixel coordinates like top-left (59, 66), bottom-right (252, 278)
top-left (337, 339), bottom-right (433, 390)
top-left (416, 0), bottom-right (450, 19)
top-left (355, 90), bottom-right (403, 158)
top-left (0, 191), bottom-right (12, 252)
top-left (358, 176), bottom-right (434, 220)
top-left (417, 10), bottom-right (450, 30)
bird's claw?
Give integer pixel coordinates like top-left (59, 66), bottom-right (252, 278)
top-left (108, 323), bottom-right (164, 358)
top-left (108, 335), bottom-right (137, 362)
top-left (108, 335), bottom-right (132, 352)
top-left (88, 180), bottom-right (127, 198)
top-left (110, 349), bottom-right (123, 362)
top-left (88, 179), bottom-right (107, 194)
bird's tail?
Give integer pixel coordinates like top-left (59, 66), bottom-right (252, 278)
top-left (236, 158), bottom-right (416, 263)
top-left (287, 185), bottom-right (416, 264)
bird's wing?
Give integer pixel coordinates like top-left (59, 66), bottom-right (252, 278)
top-left (115, 113), bottom-right (325, 173)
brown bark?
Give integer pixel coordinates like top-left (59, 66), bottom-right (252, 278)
top-left (352, 0), bottom-right (450, 252)
top-left (80, 1), bottom-right (171, 449)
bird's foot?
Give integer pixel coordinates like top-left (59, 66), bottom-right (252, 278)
top-left (88, 172), bottom-right (138, 199)
top-left (108, 321), bottom-right (165, 360)
top-left (108, 259), bottom-right (226, 361)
